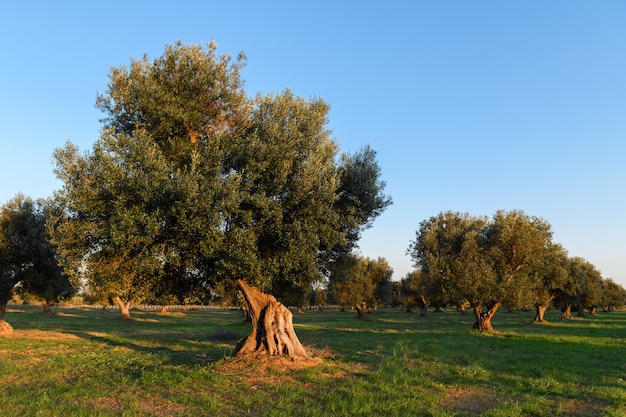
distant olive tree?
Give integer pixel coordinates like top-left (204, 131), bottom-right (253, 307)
top-left (0, 195), bottom-right (73, 331)
top-left (409, 210), bottom-right (554, 331)
top-left (329, 255), bottom-right (393, 320)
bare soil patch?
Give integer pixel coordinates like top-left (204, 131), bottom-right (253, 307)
top-left (441, 386), bottom-right (500, 415)
top-left (0, 329), bottom-right (81, 340)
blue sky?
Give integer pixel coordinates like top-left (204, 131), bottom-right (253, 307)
top-left (1, 1), bottom-right (625, 286)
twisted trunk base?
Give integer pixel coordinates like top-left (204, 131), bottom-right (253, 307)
top-left (533, 305), bottom-right (548, 323)
top-left (472, 302), bottom-right (500, 331)
top-left (355, 302), bottom-right (371, 321)
top-left (113, 296), bottom-right (132, 320)
top-left (561, 305), bottom-right (573, 320)
top-left (0, 320), bottom-right (12, 333)
top-left (0, 302), bottom-right (12, 333)
top-left (234, 280), bottom-right (307, 359)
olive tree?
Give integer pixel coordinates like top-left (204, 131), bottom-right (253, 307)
top-left (409, 210), bottom-right (554, 331)
top-left (528, 243), bottom-right (569, 323)
top-left (398, 270), bottom-right (445, 316)
top-left (330, 256), bottom-right (393, 320)
top-left (0, 195), bottom-right (73, 331)
top-left (52, 42), bottom-right (390, 359)
top-left (601, 278), bottom-right (626, 312)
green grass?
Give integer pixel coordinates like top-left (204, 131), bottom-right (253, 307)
top-left (1, 306), bottom-right (625, 416)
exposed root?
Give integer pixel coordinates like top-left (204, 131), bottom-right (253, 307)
top-left (0, 320), bottom-right (13, 334)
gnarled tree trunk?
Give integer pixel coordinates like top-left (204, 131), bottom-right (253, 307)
top-left (0, 302), bottom-right (13, 333)
top-left (354, 302), bottom-right (371, 321)
top-left (472, 302), bottom-right (500, 331)
top-left (113, 296), bottom-right (132, 320)
top-left (234, 279), bottom-right (307, 359)
top-left (419, 295), bottom-right (429, 317)
top-left (533, 304), bottom-right (548, 323)
top-left (561, 304), bottom-right (573, 319)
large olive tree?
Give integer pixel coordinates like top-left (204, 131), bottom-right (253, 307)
top-left (52, 42), bottom-right (390, 359)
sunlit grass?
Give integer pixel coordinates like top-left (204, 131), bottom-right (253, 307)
top-left (1, 306), bottom-right (625, 416)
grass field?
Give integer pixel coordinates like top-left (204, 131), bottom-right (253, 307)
top-left (1, 305), bottom-right (625, 416)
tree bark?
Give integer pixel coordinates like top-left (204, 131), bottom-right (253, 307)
top-left (561, 304), bottom-right (573, 319)
top-left (113, 296), bottom-right (132, 320)
top-left (42, 300), bottom-right (52, 314)
top-left (419, 295), bottom-right (429, 317)
top-left (354, 302), bottom-right (371, 321)
top-left (533, 305), bottom-right (548, 323)
top-left (589, 306), bottom-right (598, 316)
top-left (0, 302), bottom-right (12, 333)
top-left (234, 279), bottom-right (308, 359)
top-left (577, 305), bottom-right (585, 318)
top-left (472, 302), bottom-right (500, 331)
top-left (160, 305), bottom-right (168, 314)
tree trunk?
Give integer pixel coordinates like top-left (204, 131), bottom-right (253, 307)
top-left (0, 302), bottom-right (12, 333)
top-left (42, 300), bottom-right (52, 314)
top-left (472, 302), bottom-right (500, 331)
top-left (589, 306), bottom-right (598, 316)
top-left (561, 304), bottom-right (573, 319)
top-left (419, 295), bottom-right (429, 317)
top-left (533, 305), bottom-right (548, 323)
top-left (433, 306), bottom-right (445, 313)
top-left (354, 302), bottom-right (371, 321)
top-left (160, 305), bottom-right (168, 314)
top-left (234, 279), bottom-right (308, 359)
top-left (113, 296), bottom-right (132, 320)
top-left (577, 305), bottom-right (585, 318)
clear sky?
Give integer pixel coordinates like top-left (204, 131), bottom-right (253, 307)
top-left (1, 1), bottom-right (625, 286)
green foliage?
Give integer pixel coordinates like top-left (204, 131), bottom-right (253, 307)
top-left (602, 278), bottom-right (626, 311)
top-left (0, 195), bottom-right (73, 313)
top-left (558, 256), bottom-right (604, 315)
top-left (52, 41), bottom-right (391, 311)
top-left (334, 145), bottom-right (392, 248)
top-left (397, 270), bottom-right (448, 312)
top-left (329, 255), bottom-right (393, 309)
top-left (527, 243), bottom-right (569, 309)
top-left (95, 41), bottom-right (248, 159)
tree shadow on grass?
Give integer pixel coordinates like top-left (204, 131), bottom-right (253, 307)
top-left (5, 307), bottom-right (249, 368)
